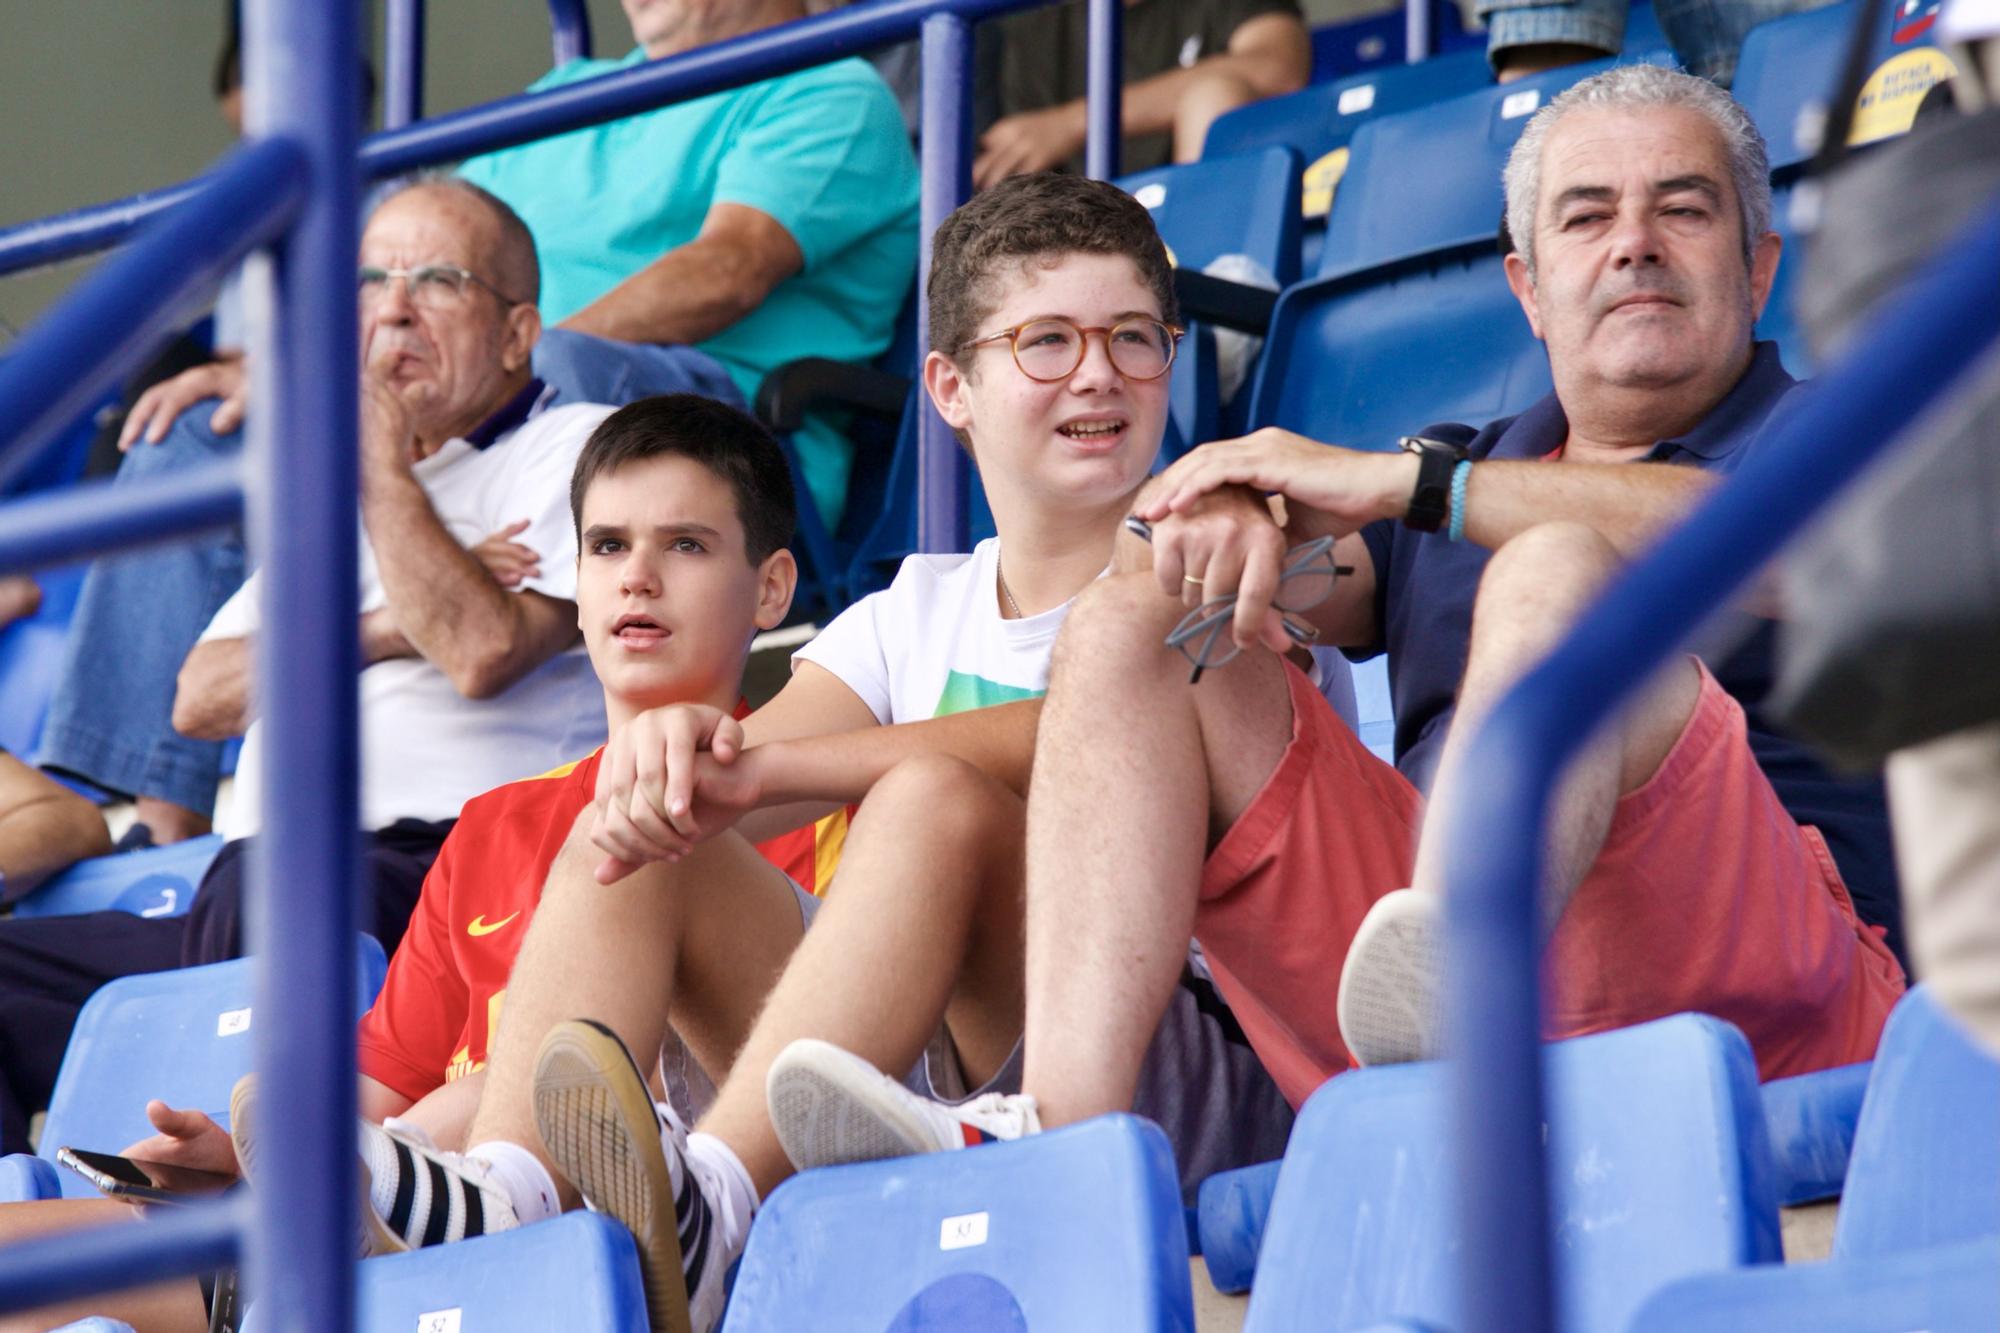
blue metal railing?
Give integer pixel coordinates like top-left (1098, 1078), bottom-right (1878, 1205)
top-left (1442, 192), bottom-right (2000, 1329)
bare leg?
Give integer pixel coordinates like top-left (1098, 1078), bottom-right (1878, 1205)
top-left (0, 576), bottom-right (38, 630)
top-left (132, 797), bottom-right (212, 845)
top-left (1409, 522), bottom-right (1702, 923)
top-left (1494, 42), bottom-right (1608, 83)
top-left (699, 753), bottom-right (1027, 1197)
top-left (394, 1068), bottom-right (486, 1151)
top-left (0, 1198), bottom-right (207, 1333)
top-left (1172, 66), bottom-right (1264, 162)
top-left (462, 812), bottom-right (807, 1205)
top-left (1020, 572), bottom-right (1294, 1128)
top-left (0, 754), bottom-right (109, 893)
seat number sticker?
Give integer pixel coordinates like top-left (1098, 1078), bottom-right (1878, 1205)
top-left (216, 1007), bottom-right (251, 1037)
top-left (1338, 84), bottom-right (1376, 115)
top-left (1501, 89), bottom-right (1541, 120)
top-left (416, 1309), bottom-right (461, 1333)
top-left (939, 1211), bottom-right (990, 1251)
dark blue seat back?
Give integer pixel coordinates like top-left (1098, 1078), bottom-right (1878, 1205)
top-left (1119, 146), bottom-right (1303, 452)
top-left (1629, 1234), bottom-right (2000, 1332)
top-left (724, 1114), bottom-right (1192, 1331)
top-left (21, 942), bottom-right (387, 1201)
top-left (1309, 1), bottom-right (1480, 85)
top-left (1242, 1015), bottom-right (1780, 1333)
top-left (1834, 985), bottom-right (2000, 1260)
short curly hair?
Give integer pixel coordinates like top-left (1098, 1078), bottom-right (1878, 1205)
top-left (927, 173), bottom-right (1178, 366)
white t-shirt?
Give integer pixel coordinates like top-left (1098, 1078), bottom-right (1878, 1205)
top-left (202, 396), bottom-right (613, 838)
top-left (794, 535), bottom-right (1359, 730)
top-left (795, 538), bottom-right (1064, 723)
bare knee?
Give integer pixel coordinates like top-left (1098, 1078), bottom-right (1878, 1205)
top-left (1050, 573), bottom-right (1180, 683)
top-left (860, 753), bottom-right (1020, 848)
top-left (1475, 521), bottom-right (1620, 619)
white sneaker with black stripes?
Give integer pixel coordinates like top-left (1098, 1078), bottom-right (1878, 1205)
top-left (533, 1018), bottom-right (740, 1333)
top-left (228, 1075), bottom-right (519, 1258)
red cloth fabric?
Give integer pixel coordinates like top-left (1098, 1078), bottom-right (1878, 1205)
top-left (1195, 661), bottom-right (1905, 1109)
top-left (355, 747), bottom-right (821, 1101)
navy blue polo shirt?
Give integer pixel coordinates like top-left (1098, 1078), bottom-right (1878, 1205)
top-left (1352, 342), bottom-right (1903, 958)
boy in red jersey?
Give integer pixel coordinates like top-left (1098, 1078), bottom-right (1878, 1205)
top-left (0, 394), bottom-right (816, 1332)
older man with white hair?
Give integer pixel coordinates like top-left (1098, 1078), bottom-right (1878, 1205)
top-left (777, 64), bottom-right (1910, 1160)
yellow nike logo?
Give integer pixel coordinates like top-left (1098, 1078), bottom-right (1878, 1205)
top-left (466, 912), bottom-right (521, 937)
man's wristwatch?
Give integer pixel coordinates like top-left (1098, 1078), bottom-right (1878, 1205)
top-left (1398, 434), bottom-right (1469, 533)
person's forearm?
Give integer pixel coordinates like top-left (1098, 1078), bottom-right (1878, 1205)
top-left (1459, 460), bottom-right (1716, 558)
top-left (173, 639), bottom-right (253, 740)
top-left (360, 468), bottom-right (548, 698)
top-left (560, 238), bottom-right (771, 347)
top-left (1114, 48), bottom-right (1307, 138)
top-left (748, 698), bottom-right (1043, 806)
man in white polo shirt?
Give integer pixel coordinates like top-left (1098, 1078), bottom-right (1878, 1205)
top-left (0, 177), bottom-right (610, 1158)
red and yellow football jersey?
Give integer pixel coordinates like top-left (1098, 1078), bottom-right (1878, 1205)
top-left (355, 746), bottom-right (843, 1101)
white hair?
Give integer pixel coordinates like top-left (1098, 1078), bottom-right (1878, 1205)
top-left (1503, 64), bottom-right (1772, 278)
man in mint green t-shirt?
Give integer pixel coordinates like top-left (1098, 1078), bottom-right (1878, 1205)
top-left (458, 0), bottom-right (920, 524)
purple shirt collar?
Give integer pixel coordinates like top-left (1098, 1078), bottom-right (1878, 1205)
top-left (464, 377), bottom-right (550, 451)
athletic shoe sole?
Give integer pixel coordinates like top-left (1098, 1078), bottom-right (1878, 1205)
top-left (533, 1019), bottom-right (692, 1333)
top-left (228, 1073), bottom-right (409, 1258)
top-left (766, 1038), bottom-right (946, 1171)
top-left (1336, 888), bottom-right (1444, 1068)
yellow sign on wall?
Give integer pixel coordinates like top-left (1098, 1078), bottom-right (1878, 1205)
top-left (1848, 48), bottom-right (1959, 145)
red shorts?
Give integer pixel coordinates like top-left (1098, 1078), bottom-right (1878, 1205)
top-left (1194, 659), bottom-right (1906, 1109)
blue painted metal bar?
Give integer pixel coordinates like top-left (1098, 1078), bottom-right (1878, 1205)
top-left (241, 0), bottom-right (362, 1324)
top-left (548, 0), bottom-right (594, 65)
top-left (0, 139), bottom-right (305, 493)
top-left (1406, 0), bottom-right (1431, 64)
top-left (1086, 0), bottom-right (1122, 180)
top-left (0, 0), bottom-right (1069, 279)
top-left (1444, 191), bottom-right (2000, 1331)
top-left (918, 11), bottom-right (974, 554)
top-left (0, 1197), bottom-right (245, 1316)
top-left (0, 459), bottom-right (241, 578)
top-left (384, 0), bottom-right (426, 129)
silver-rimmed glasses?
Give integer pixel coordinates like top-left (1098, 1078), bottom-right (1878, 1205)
top-left (358, 264), bottom-right (525, 310)
top-left (1165, 536), bottom-right (1353, 684)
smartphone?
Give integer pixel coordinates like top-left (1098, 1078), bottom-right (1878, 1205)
top-left (56, 1146), bottom-right (236, 1204)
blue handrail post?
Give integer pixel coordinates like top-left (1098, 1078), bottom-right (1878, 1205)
top-left (917, 10), bottom-right (974, 555)
top-left (242, 0), bottom-right (363, 1325)
top-left (384, 0), bottom-right (426, 129)
top-left (549, 0), bottom-right (594, 66)
top-left (1086, 0), bottom-right (1122, 180)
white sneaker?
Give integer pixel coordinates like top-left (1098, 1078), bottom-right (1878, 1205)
top-left (534, 1018), bottom-right (739, 1333)
top-left (1336, 887), bottom-right (1446, 1067)
top-left (765, 1038), bottom-right (1040, 1172)
top-left (229, 1074), bottom-right (517, 1259)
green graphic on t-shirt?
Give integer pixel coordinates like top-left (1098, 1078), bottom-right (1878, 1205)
top-left (933, 670), bottom-right (1043, 718)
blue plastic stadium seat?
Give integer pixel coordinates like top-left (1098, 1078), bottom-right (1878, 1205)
top-left (1629, 1234), bottom-right (2000, 1332)
top-left (1195, 1052), bottom-right (1873, 1295)
top-left (10, 833), bottom-right (225, 920)
top-left (0, 940), bottom-right (389, 1202)
top-left (723, 1114), bottom-right (1193, 1332)
top-left (321, 1212), bottom-right (646, 1333)
top-left (1242, 1015), bottom-right (1780, 1332)
top-left (1117, 146), bottom-right (1303, 450)
top-left (1834, 984), bottom-right (2000, 1259)
top-left (1758, 1059), bottom-right (1870, 1205)
top-left (1309, 2), bottom-right (1480, 85)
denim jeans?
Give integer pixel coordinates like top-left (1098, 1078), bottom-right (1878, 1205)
top-left (36, 407), bottom-right (246, 815)
top-left (530, 328), bottom-right (747, 416)
top-left (1480, 0), bottom-right (1836, 86)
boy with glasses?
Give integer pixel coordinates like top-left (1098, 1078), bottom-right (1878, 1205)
top-left (326, 173), bottom-right (1325, 1333)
